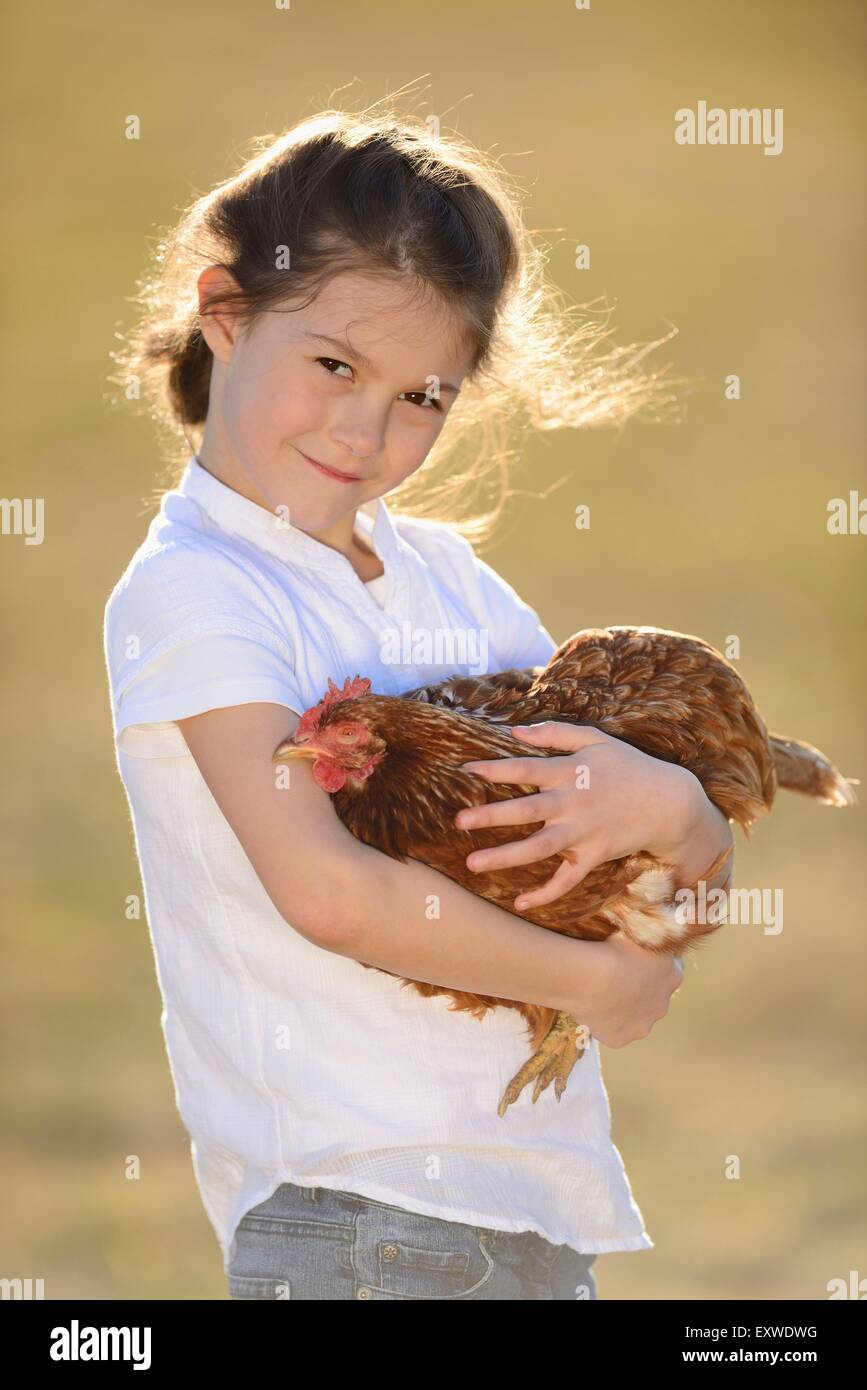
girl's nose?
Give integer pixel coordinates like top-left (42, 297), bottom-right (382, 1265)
top-left (328, 399), bottom-right (387, 461)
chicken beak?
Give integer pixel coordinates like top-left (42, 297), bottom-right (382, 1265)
top-left (273, 737), bottom-right (320, 763)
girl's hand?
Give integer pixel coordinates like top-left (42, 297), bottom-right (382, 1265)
top-left (573, 933), bottom-right (685, 1048)
top-left (454, 721), bottom-right (711, 912)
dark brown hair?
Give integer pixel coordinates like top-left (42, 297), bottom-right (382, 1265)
top-left (109, 97), bottom-right (683, 543)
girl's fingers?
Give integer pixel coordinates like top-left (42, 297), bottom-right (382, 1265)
top-left (465, 825), bottom-right (572, 874)
top-left (455, 791), bottom-right (563, 831)
top-left (513, 856), bottom-right (592, 910)
top-left (509, 721), bottom-right (609, 752)
top-left (458, 755), bottom-right (561, 787)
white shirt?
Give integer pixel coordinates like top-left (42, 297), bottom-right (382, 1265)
top-left (102, 454), bottom-right (652, 1271)
top-left (364, 572), bottom-right (388, 606)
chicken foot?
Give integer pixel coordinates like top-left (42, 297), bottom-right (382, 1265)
top-left (497, 1011), bottom-right (587, 1117)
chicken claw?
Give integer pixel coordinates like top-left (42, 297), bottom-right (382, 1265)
top-left (497, 1012), bottom-right (587, 1117)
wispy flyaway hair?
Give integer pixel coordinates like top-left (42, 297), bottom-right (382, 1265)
top-left (109, 93), bottom-right (684, 543)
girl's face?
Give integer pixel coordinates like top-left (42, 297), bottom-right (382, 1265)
top-left (200, 268), bottom-right (476, 537)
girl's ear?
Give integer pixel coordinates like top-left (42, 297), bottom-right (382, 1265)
top-left (197, 265), bottom-right (244, 363)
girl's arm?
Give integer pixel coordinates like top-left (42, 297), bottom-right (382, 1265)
top-left (177, 702), bottom-right (681, 1047)
top-left (654, 781), bottom-right (734, 893)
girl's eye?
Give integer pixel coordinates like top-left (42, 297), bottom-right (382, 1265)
top-left (398, 390), bottom-right (443, 413)
top-left (316, 358), bottom-right (442, 412)
top-left (316, 356), bottom-right (353, 380)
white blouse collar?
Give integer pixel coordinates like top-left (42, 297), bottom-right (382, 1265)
top-left (175, 454), bottom-right (401, 579)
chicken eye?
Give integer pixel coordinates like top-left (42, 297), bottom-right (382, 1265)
top-left (335, 726), bottom-right (357, 741)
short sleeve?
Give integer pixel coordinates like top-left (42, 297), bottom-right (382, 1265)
top-left (392, 514), bottom-right (559, 674)
top-left (103, 548), bottom-right (306, 759)
top-left (470, 554), bottom-right (558, 671)
top-left (111, 623), bottom-right (306, 758)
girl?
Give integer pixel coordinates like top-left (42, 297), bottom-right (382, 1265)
top-left (103, 106), bottom-right (733, 1301)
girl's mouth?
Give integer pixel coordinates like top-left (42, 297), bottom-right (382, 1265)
top-left (296, 448), bottom-right (363, 484)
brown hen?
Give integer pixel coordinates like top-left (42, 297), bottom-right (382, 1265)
top-left (274, 626), bottom-right (854, 1115)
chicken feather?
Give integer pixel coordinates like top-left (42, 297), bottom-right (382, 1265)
top-left (274, 626), bottom-right (854, 1113)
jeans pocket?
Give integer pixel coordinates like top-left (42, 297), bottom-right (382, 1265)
top-left (227, 1273), bottom-right (291, 1300)
top-left (352, 1206), bottom-right (496, 1300)
top-left (374, 1238), bottom-right (494, 1300)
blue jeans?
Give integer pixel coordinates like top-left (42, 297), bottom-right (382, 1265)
top-left (227, 1181), bottom-right (598, 1300)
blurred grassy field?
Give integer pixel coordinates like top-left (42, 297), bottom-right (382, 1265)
top-left (2, 0), bottom-right (865, 1299)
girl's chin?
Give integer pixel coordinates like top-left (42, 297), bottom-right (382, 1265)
top-left (287, 498), bottom-right (356, 536)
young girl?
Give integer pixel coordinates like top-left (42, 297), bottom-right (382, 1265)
top-left (103, 107), bottom-right (733, 1301)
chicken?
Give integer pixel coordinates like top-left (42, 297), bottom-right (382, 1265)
top-left (274, 626), bottom-right (854, 1115)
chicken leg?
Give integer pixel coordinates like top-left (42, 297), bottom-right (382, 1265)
top-left (497, 1012), bottom-right (588, 1116)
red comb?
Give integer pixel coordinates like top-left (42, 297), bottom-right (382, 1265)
top-left (296, 675), bottom-right (372, 738)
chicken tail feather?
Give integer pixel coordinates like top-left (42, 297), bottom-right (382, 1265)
top-left (770, 733), bottom-right (858, 807)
